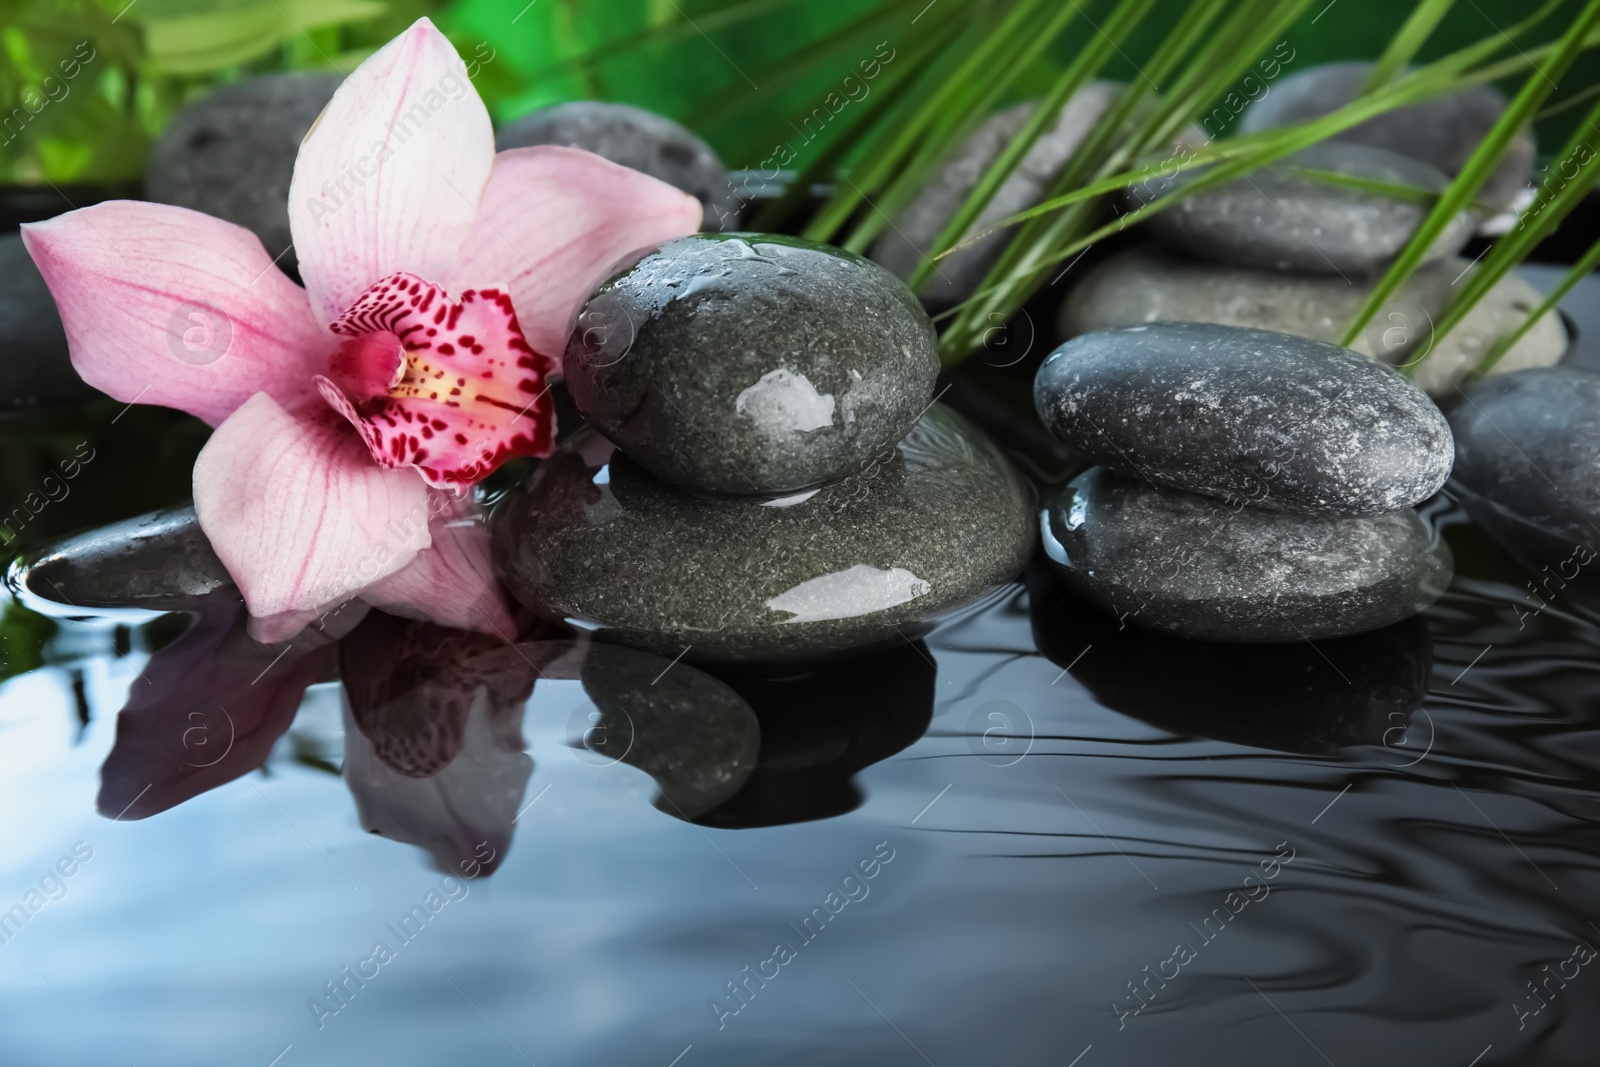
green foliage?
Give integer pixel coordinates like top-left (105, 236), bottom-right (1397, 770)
top-left (0, 599), bottom-right (55, 685)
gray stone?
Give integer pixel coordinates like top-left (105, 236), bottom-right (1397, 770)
top-left (1033, 322), bottom-right (1453, 516)
top-left (871, 85), bottom-right (1121, 306)
top-left (579, 642), bottom-right (759, 819)
top-left (491, 404), bottom-right (1035, 662)
top-left (1127, 142), bottom-right (1474, 275)
top-left (496, 101), bottom-right (740, 231)
top-left (564, 233), bottom-right (938, 495)
top-left (146, 73), bottom-right (342, 271)
top-left (1042, 467), bottom-right (1453, 642)
top-left (1449, 367), bottom-right (1600, 547)
top-left (0, 234), bottom-right (97, 408)
top-left (16, 504), bottom-right (235, 611)
top-left (1058, 248), bottom-right (1567, 397)
top-left (1240, 61), bottom-right (1534, 210)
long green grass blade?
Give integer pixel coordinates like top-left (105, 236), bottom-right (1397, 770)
top-left (1362, 0), bottom-right (1457, 91)
top-left (1342, 0), bottom-right (1600, 351)
top-left (1474, 236), bottom-right (1600, 379)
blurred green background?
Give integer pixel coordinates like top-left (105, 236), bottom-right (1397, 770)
top-left (3, 0), bottom-right (1597, 186)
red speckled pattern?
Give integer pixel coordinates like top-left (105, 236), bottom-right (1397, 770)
top-left (317, 271), bottom-right (557, 489)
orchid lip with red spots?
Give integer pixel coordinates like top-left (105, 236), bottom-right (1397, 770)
top-left (18, 16), bottom-right (703, 642)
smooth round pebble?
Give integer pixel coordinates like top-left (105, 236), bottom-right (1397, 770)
top-left (16, 504), bottom-right (235, 611)
top-left (1058, 248), bottom-right (1566, 397)
top-left (1240, 61), bottom-right (1534, 210)
top-left (146, 73), bottom-right (342, 271)
top-left (1033, 322), bottom-right (1454, 516)
top-left (491, 405), bottom-right (1035, 662)
top-left (872, 85), bottom-right (1121, 305)
top-left (1449, 367), bottom-right (1600, 546)
top-left (1127, 142), bottom-right (1474, 274)
top-left (1042, 467), bottom-right (1453, 642)
top-left (564, 233), bottom-right (938, 495)
top-left (496, 101), bottom-right (740, 231)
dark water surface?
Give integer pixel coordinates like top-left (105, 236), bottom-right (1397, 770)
top-left (1, 498), bottom-right (1598, 1067)
top-left (1, 267), bottom-right (1599, 1066)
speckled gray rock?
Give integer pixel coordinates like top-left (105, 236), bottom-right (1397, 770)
top-left (871, 85), bottom-right (1121, 305)
top-left (1042, 467), bottom-right (1453, 642)
top-left (564, 233), bottom-right (938, 495)
top-left (1240, 61), bottom-right (1534, 210)
top-left (1058, 248), bottom-right (1566, 397)
top-left (1034, 322), bottom-right (1454, 516)
top-left (146, 73), bottom-right (342, 270)
top-left (496, 101), bottom-right (739, 231)
top-left (16, 504), bottom-right (235, 611)
top-left (1449, 367), bottom-right (1600, 546)
top-left (492, 405), bottom-right (1034, 662)
top-left (0, 234), bottom-right (96, 408)
top-left (580, 642), bottom-right (759, 818)
top-left (1127, 142), bottom-right (1474, 274)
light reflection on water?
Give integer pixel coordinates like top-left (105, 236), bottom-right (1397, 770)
top-left (0, 501), bottom-right (1597, 1066)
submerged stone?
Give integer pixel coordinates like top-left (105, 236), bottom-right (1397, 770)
top-left (1042, 468), bottom-right (1453, 642)
top-left (1034, 322), bottom-right (1453, 516)
top-left (496, 101), bottom-right (741, 231)
top-left (491, 405), bottom-right (1034, 662)
top-left (564, 233), bottom-right (938, 495)
top-left (1127, 143), bottom-right (1474, 275)
top-left (16, 504), bottom-right (235, 611)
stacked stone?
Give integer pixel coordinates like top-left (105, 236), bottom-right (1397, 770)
top-left (1033, 321), bottom-right (1455, 643)
top-left (1061, 63), bottom-right (1564, 398)
top-left (491, 232), bottom-right (1036, 663)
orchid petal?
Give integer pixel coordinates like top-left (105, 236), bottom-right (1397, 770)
top-left (20, 201), bottom-right (330, 426)
top-left (288, 17), bottom-right (495, 328)
top-left (97, 596), bottom-right (336, 820)
top-left (193, 394), bottom-right (432, 631)
top-left (450, 146), bottom-right (704, 359)
top-left (318, 271), bottom-right (555, 488)
top-left (361, 490), bottom-right (516, 636)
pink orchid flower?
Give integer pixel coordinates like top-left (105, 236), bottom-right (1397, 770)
top-left (21, 18), bottom-right (702, 643)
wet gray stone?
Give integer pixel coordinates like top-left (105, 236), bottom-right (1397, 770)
top-left (1449, 367), bottom-right (1600, 546)
top-left (492, 405), bottom-right (1034, 662)
top-left (1240, 61), bottom-right (1534, 210)
top-left (496, 101), bottom-right (740, 231)
top-left (146, 73), bottom-right (342, 271)
top-left (564, 233), bottom-right (938, 495)
top-left (1033, 322), bottom-right (1453, 516)
top-left (1058, 248), bottom-right (1566, 397)
top-left (1042, 467), bottom-right (1453, 642)
top-left (17, 504), bottom-right (235, 611)
top-left (0, 234), bottom-right (97, 408)
top-left (871, 85), bottom-right (1121, 306)
top-left (1127, 142), bottom-right (1474, 274)
top-left (579, 642), bottom-right (759, 818)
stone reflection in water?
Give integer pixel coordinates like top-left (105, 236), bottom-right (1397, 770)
top-left (339, 612), bottom-right (551, 876)
top-left (577, 642), bottom-right (760, 820)
top-left (1029, 569), bottom-right (1433, 754)
top-left (699, 641), bottom-right (935, 827)
top-left (97, 594), bottom-right (346, 820)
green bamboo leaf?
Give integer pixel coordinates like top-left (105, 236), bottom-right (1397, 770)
top-left (1362, 0), bottom-right (1457, 91)
top-left (1341, 0), bottom-right (1600, 352)
top-left (1474, 234), bottom-right (1600, 378)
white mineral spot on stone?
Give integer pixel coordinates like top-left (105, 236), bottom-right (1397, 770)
top-left (765, 564), bottom-right (932, 623)
top-left (735, 368), bottom-right (836, 436)
top-left (761, 488), bottom-right (822, 508)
